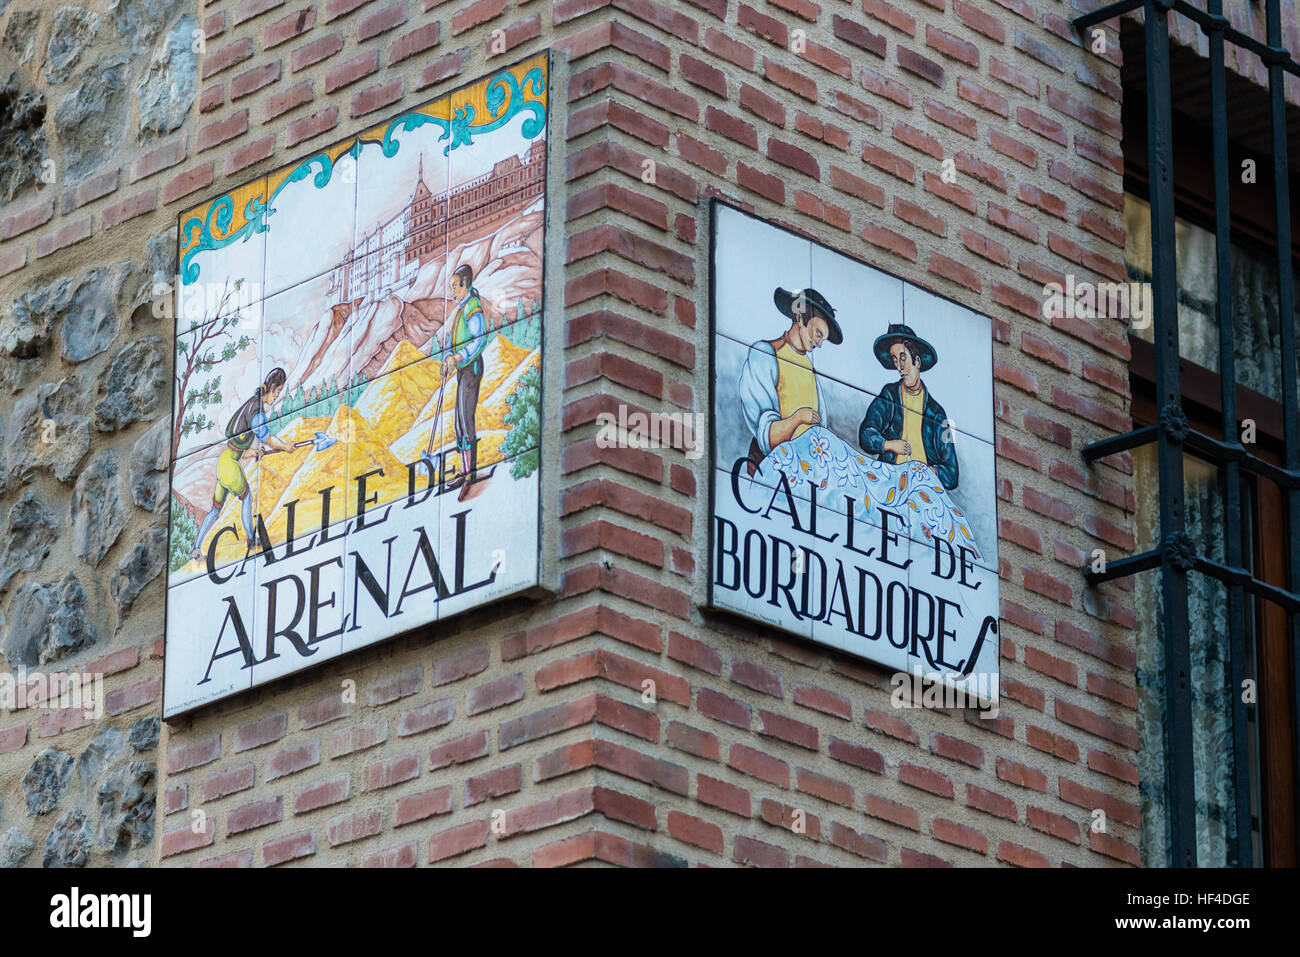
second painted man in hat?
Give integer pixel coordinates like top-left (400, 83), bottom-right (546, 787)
top-left (858, 324), bottom-right (960, 490)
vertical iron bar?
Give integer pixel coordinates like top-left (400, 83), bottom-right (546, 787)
top-left (1207, 0), bottom-right (1254, 868)
top-left (1264, 0), bottom-right (1300, 853)
top-left (1146, 0), bottom-right (1197, 867)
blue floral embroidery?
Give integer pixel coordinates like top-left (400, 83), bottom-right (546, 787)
top-left (754, 426), bottom-right (982, 561)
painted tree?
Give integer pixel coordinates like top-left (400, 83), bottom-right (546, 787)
top-left (169, 499), bottom-right (198, 572)
top-left (501, 364), bottom-right (540, 478)
top-left (347, 371), bottom-right (367, 406)
top-left (322, 378), bottom-right (341, 418)
top-left (172, 280), bottom-right (255, 460)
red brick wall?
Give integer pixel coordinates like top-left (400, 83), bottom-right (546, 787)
top-left (0, 0), bottom-right (1141, 867)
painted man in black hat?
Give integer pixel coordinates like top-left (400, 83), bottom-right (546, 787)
top-left (190, 366), bottom-right (297, 562)
top-left (858, 323), bottom-right (959, 489)
top-left (739, 287), bottom-right (843, 475)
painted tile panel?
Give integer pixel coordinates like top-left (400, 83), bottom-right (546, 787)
top-left (163, 565), bottom-right (255, 720)
top-left (248, 531), bottom-right (348, 693)
top-left (711, 466), bottom-right (816, 643)
top-left (437, 450), bottom-right (540, 622)
top-left (896, 282), bottom-right (994, 444)
top-left (263, 141), bottom-right (359, 299)
top-left (353, 95), bottom-right (451, 295)
top-left (709, 201), bottom-right (998, 703)
top-left (165, 54), bottom-right (549, 718)
top-left (261, 272), bottom-right (360, 423)
top-left (341, 475), bottom-right (440, 657)
top-left (252, 397), bottom-right (353, 551)
top-left (176, 176), bottom-right (267, 339)
top-left (168, 439), bottom-right (261, 590)
top-left (808, 497), bottom-right (912, 676)
top-left (172, 302), bottom-right (264, 463)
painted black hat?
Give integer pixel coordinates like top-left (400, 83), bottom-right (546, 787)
top-left (773, 287), bottom-right (843, 345)
top-left (873, 323), bottom-right (938, 371)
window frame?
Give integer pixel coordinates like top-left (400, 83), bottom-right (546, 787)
top-left (1075, 0), bottom-right (1300, 867)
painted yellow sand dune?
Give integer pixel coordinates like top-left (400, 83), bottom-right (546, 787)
top-left (388, 337), bottom-right (538, 467)
top-left (256, 408), bottom-right (362, 540)
top-left (179, 330), bottom-right (539, 574)
top-left (354, 340), bottom-right (441, 444)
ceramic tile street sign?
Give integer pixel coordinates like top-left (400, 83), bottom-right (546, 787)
top-left (709, 202), bottom-right (1000, 705)
top-left (164, 55), bottom-right (549, 718)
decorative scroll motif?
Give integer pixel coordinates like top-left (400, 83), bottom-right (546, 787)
top-left (178, 191), bottom-right (267, 285)
top-left (377, 65), bottom-right (547, 158)
top-left (179, 62), bottom-right (548, 285)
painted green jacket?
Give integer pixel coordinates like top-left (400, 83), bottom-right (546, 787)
top-left (450, 293), bottom-right (487, 370)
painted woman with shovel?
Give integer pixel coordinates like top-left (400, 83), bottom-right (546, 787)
top-left (190, 367), bottom-right (299, 562)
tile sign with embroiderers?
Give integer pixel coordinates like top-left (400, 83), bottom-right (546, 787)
top-left (164, 54), bottom-right (549, 718)
top-left (709, 202), bottom-right (1000, 704)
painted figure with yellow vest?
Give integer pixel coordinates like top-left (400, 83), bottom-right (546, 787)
top-left (857, 323), bottom-right (960, 490)
top-left (739, 287), bottom-right (843, 475)
top-left (441, 263), bottom-right (488, 502)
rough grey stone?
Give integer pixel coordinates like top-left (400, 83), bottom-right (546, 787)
top-left (94, 336), bottom-right (167, 431)
top-left (0, 827), bottom-right (33, 868)
top-left (0, 304), bottom-right (50, 358)
top-left (48, 573), bottom-right (100, 663)
top-left (1, 274), bottom-right (71, 358)
top-left (129, 716), bottom-right (159, 752)
top-left (96, 760), bottom-right (155, 853)
top-left (128, 228), bottom-right (179, 313)
top-left (71, 449), bottom-right (125, 566)
top-left (109, 522), bottom-right (166, 618)
top-left (2, 265), bottom-right (126, 364)
top-left (0, 353), bottom-right (46, 399)
top-left (3, 581), bottom-right (52, 667)
top-left (4, 374), bottom-right (92, 485)
top-left (108, 0), bottom-right (185, 54)
top-left (53, 56), bottom-right (127, 182)
top-left (43, 808), bottom-right (90, 867)
top-left (0, 489), bottom-right (58, 595)
top-left (2, 12), bottom-right (40, 66)
top-left (135, 14), bottom-right (196, 140)
top-left (2, 572), bottom-right (100, 667)
top-left (23, 749), bottom-right (74, 815)
top-left (44, 7), bottom-right (100, 84)
top-left (129, 417), bottom-right (170, 513)
top-left (60, 265), bottom-right (125, 363)
top-left (0, 72), bottom-right (48, 203)
top-left (77, 726), bottom-right (125, 790)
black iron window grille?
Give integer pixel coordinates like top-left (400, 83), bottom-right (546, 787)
top-left (1072, 0), bottom-right (1300, 866)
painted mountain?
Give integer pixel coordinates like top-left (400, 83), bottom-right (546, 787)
top-left (272, 197), bottom-right (545, 402)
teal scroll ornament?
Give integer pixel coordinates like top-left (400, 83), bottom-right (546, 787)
top-left (180, 63), bottom-right (547, 286)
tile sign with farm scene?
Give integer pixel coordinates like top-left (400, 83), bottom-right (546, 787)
top-left (708, 202), bottom-right (1000, 706)
top-left (164, 54), bottom-right (549, 717)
